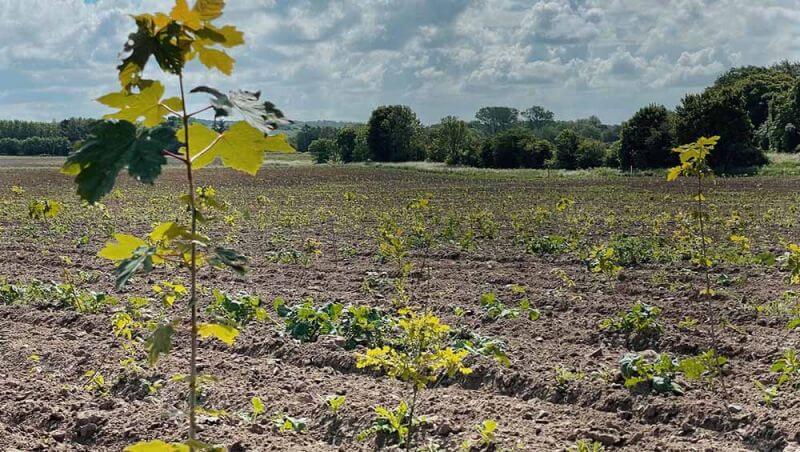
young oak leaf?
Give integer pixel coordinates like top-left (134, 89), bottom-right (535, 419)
top-left (98, 81), bottom-right (181, 128)
top-left (178, 122), bottom-right (293, 175)
top-left (197, 323), bottom-right (239, 345)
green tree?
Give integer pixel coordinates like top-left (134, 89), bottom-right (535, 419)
top-left (619, 104), bottom-right (675, 169)
top-left (486, 127), bottom-right (551, 169)
top-left (367, 105), bottom-right (422, 162)
top-left (554, 129), bottom-right (581, 169)
top-left (475, 106), bottom-right (519, 135)
top-left (336, 126), bottom-right (358, 162)
top-left (430, 115), bottom-right (477, 164)
top-left (768, 79), bottom-right (800, 153)
top-left (577, 139), bottom-right (607, 169)
top-left (310, 138), bottom-right (338, 163)
top-left (673, 88), bottom-right (767, 171)
top-left (521, 105), bottom-right (555, 128)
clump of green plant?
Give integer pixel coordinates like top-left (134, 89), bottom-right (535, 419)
top-left (571, 439), bottom-right (605, 452)
top-left (600, 302), bottom-right (663, 350)
top-left (755, 348), bottom-right (800, 406)
top-left (452, 331), bottom-right (511, 367)
top-left (357, 309), bottom-right (472, 450)
top-left (554, 366), bottom-right (586, 390)
top-left (620, 353), bottom-right (683, 395)
top-left (28, 198), bottom-right (62, 222)
top-left (272, 413), bottom-right (308, 433)
top-left (0, 278), bottom-right (117, 313)
top-left (274, 297), bottom-right (342, 342)
top-left (323, 394), bottom-right (347, 445)
top-left (523, 234), bottom-right (569, 255)
top-left (620, 350), bottom-right (727, 395)
top-left (586, 243), bottom-right (622, 279)
top-left (479, 291), bottom-right (539, 321)
top-left (240, 396), bottom-right (265, 424)
top-left (358, 400), bottom-right (428, 447)
top-left (609, 234), bottom-right (659, 266)
top-left (63, 1), bottom-right (294, 448)
top-left (338, 305), bottom-right (392, 350)
top-left (206, 289), bottom-right (267, 327)
top-left (460, 419), bottom-right (499, 451)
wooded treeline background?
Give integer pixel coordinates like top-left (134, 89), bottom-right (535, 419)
top-left (5, 62), bottom-right (800, 172)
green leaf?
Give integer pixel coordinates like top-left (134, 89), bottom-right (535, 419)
top-left (98, 82), bottom-right (181, 128)
top-left (118, 15), bottom-right (186, 90)
top-left (115, 246), bottom-right (157, 289)
top-left (190, 86), bottom-right (292, 134)
top-left (209, 246), bottom-right (247, 274)
top-left (198, 322), bottom-right (239, 345)
top-left (99, 234), bottom-right (147, 261)
top-left (146, 323), bottom-right (175, 366)
top-left (62, 121), bottom-right (176, 203)
top-left (179, 122), bottom-right (293, 174)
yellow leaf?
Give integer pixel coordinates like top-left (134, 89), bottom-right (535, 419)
top-left (118, 62), bottom-right (143, 92)
top-left (124, 440), bottom-right (190, 452)
top-left (193, 41), bottom-right (235, 75)
top-left (170, 0), bottom-right (202, 30)
top-left (98, 82), bottom-right (180, 128)
top-left (197, 323), bottom-right (239, 345)
top-left (179, 122), bottom-right (294, 175)
top-left (149, 222), bottom-right (190, 242)
top-left (200, 24), bottom-right (244, 48)
top-left (152, 13), bottom-right (172, 31)
top-left (666, 165), bottom-right (682, 181)
top-left (99, 234), bottom-right (147, 261)
top-left (193, 0), bottom-right (225, 21)
top-left (61, 161), bottom-right (81, 176)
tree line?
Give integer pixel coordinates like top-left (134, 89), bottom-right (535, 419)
top-left (0, 118), bottom-right (96, 156)
top-left (297, 62), bottom-right (800, 172)
top-left (292, 106), bottom-right (621, 170)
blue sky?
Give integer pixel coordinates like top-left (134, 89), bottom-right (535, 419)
top-left (1, 0), bottom-right (799, 124)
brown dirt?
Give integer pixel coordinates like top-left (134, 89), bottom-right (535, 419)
top-left (1, 164), bottom-right (799, 451)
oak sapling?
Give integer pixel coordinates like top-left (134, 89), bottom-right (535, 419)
top-left (61, 0), bottom-right (293, 448)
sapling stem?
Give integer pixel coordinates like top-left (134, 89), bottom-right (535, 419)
top-left (178, 73), bottom-right (200, 445)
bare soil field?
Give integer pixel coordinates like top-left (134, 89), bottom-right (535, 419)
top-left (1, 161), bottom-right (799, 451)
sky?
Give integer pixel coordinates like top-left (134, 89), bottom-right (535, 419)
top-left (0, 0), bottom-right (799, 125)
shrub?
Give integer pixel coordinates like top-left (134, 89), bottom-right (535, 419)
top-left (309, 138), bottom-right (339, 164)
top-left (673, 88), bottom-right (767, 171)
top-left (367, 105), bottom-right (423, 162)
top-left (619, 104), bottom-right (675, 169)
top-left (487, 127), bottom-right (552, 169)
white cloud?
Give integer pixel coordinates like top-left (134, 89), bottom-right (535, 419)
top-left (0, 0), bottom-right (799, 123)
